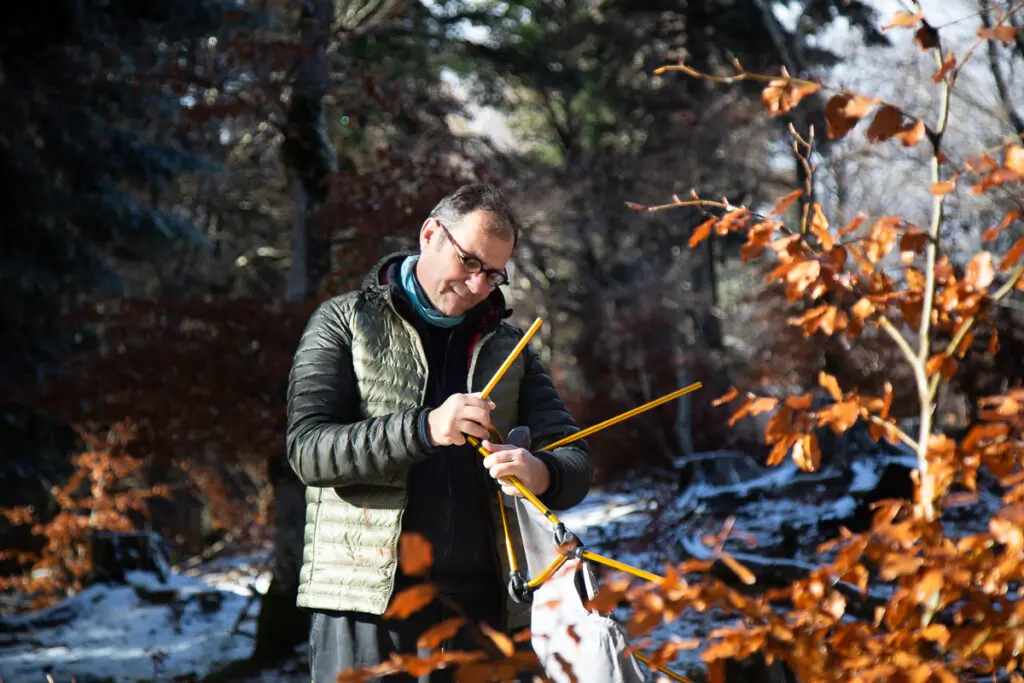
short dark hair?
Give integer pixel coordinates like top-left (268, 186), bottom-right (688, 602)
top-left (428, 183), bottom-right (519, 245)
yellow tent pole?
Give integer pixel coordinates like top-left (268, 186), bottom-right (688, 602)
top-left (635, 653), bottom-right (694, 683)
top-left (540, 382), bottom-right (703, 451)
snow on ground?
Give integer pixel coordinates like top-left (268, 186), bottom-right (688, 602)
top-left (0, 485), bottom-right (681, 683)
top-left (3, 454), bottom-right (951, 682)
top-left (0, 554), bottom-right (270, 683)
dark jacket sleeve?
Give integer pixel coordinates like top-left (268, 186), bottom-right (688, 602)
top-left (518, 343), bottom-right (593, 510)
top-left (286, 298), bottom-right (432, 488)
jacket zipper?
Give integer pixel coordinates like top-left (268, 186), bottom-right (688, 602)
top-left (442, 328), bottom-right (455, 570)
top-left (384, 291), bottom-right (430, 605)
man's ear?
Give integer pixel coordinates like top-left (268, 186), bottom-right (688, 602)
top-left (419, 218), bottom-right (437, 251)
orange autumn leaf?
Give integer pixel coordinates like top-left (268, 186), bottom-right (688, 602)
top-left (720, 552), bottom-right (757, 585)
top-left (769, 189), bottom-right (803, 217)
top-left (689, 216), bottom-right (716, 247)
top-left (1006, 145), bottom-right (1024, 175)
top-left (932, 52), bottom-right (956, 83)
top-left (978, 24), bottom-right (1018, 45)
top-left (748, 397), bottom-right (780, 416)
top-left (884, 11), bottom-right (923, 29)
top-left (930, 180), bottom-right (956, 196)
top-left (712, 387), bottom-right (739, 406)
top-left (810, 204), bottom-right (833, 250)
top-left (838, 213), bottom-right (868, 237)
top-left (819, 401), bottom-right (861, 434)
top-left (914, 23), bottom-right (939, 50)
top-left (480, 622), bottom-right (515, 657)
top-left (819, 371), bottom-right (843, 401)
top-left (418, 618), bottom-right (465, 650)
top-left (825, 93), bottom-right (876, 140)
top-left (792, 432), bottom-right (821, 471)
top-left (786, 393), bottom-right (813, 410)
top-left (852, 297), bottom-right (876, 321)
top-left (964, 251), bottom-right (996, 289)
top-left (399, 532), bottom-right (434, 577)
top-left (982, 210), bottom-right (1019, 240)
top-left (384, 584), bottom-right (438, 619)
top-left (761, 78), bottom-right (821, 116)
top-left (1002, 237), bottom-right (1024, 271)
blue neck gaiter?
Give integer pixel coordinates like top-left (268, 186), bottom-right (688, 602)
top-left (399, 255), bottom-right (465, 328)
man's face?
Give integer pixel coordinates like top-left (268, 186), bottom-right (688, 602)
top-left (416, 209), bottom-right (514, 317)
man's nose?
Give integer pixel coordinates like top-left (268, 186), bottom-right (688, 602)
top-left (466, 271), bottom-right (491, 296)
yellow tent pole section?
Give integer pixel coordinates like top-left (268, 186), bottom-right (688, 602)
top-left (478, 317), bottom-right (543, 400)
top-left (635, 653), bottom-right (694, 683)
top-left (541, 382), bottom-right (703, 451)
top-left (580, 550), bottom-right (664, 584)
top-left (526, 554), bottom-right (570, 589)
top-left (495, 489), bottom-right (519, 574)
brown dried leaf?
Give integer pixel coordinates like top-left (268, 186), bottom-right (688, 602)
top-left (819, 401), bottom-right (861, 434)
top-left (1006, 145), bottom-right (1024, 175)
top-left (884, 11), bottom-right (923, 29)
top-left (839, 213), bottom-right (867, 236)
top-left (418, 618), bottom-right (465, 651)
top-left (852, 297), bottom-right (876, 321)
top-left (792, 432), bottom-right (821, 471)
top-left (983, 210), bottom-right (1019, 240)
top-left (769, 189), bottom-right (803, 217)
top-left (761, 79), bottom-right (821, 116)
top-left (719, 552), bottom-right (756, 585)
top-left (897, 119), bottom-right (927, 146)
top-left (819, 371), bottom-right (843, 401)
top-left (786, 259), bottom-right (822, 294)
top-left (480, 622), bottom-right (515, 657)
top-left (914, 23), bottom-right (939, 50)
top-left (810, 204), bottom-right (833, 250)
top-left (747, 397), bottom-right (779, 416)
top-left (712, 387), bottom-right (739, 407)
top-left (933, 52), bottom-right (956, 82)
top-left (901, 228), bottom-right (933, 264)
top-left (925, 353), bottom-right (958, 380)
top-left (978, 24), bottom-right (1018, 45)
top-left (930, 179), bottom-right (956, 196)
top-left (689, 217), bottom-right (716, 248)
top-left (786, 393), bottom-right (813, 410)
top-left (384, 584), bottom-right (438, 620)
top-left (1002, 237), bottom-right (1024, 271)
top-left (399, 532), bottom-right (434, 577)
top-left (825, 93), bottom-right (876, 140)
top-left (965, 251), bottom-right (995, 289)
top-left (867, 105), bottom-right (903, 143)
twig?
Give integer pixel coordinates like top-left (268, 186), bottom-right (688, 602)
top-left (927, 259), bottom-right (1024, 402)
top-left (912, 0), bottom-right (956, 522)
top-left (655, 61), bottom-right (935, 140)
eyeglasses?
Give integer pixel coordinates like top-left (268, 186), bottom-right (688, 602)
top-left (437, 221), bottom-right (509, 288)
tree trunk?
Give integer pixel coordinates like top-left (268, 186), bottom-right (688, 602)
top-left (254, 0), bottom-right (337, 661)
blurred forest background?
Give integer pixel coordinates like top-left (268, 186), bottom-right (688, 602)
top-left (1, 0), bottom-right (1023, 678)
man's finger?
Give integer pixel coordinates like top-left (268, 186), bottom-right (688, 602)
top-left (459, 420), bottom-right (490, 439)
top-left (460, 406), bottom-right (492, 428)
top-left (465, 394), bottom-right (496, 410)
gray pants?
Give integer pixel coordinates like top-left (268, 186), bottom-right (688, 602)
top-left (310, 590), bottom-right (520, 683)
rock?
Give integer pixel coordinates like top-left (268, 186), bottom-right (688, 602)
top-left (89, 531), bottom-right (172, 585)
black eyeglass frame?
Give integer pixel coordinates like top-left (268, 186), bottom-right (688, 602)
top-left (436, 221), bottom-right (510, 288)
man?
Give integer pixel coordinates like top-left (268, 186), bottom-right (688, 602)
top-left (286, 183), bottom-right (593, 682)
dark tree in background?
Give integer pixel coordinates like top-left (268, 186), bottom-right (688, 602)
top-left (0, 0), bottom-right (230, 566)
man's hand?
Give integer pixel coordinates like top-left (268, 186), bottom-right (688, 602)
top-left (426, 392), bottom-right (495, 447)
top-left (481, 440), bottom-right (551, 496)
